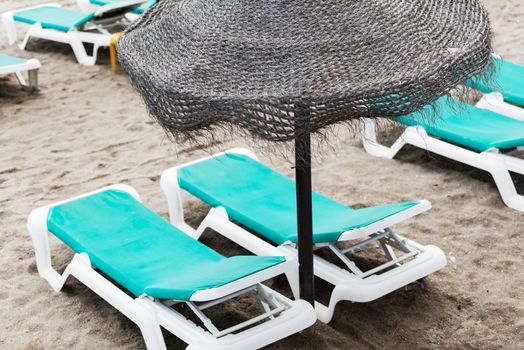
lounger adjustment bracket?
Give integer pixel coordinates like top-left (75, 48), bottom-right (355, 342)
top-left (327, 228), bottom-right (420, 279)
top-left (184, 284), bottom-right (288, 338)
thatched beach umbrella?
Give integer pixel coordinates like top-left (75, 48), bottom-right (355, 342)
top-left (117, 0), bottom-right (492, 305)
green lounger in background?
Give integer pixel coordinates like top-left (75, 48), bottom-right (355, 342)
top-left (362, 96), bottom-right (524, 211)
top-left (27, 184), bottom-right (316, 350)
top-left (161, 149), bottom-right (447, 323)
top-left (78, 0), bottom-right (156, 15)
top-left (0, 53), bottom-right (40, 91)
top-left (2, 1), bottom-right (146, 66)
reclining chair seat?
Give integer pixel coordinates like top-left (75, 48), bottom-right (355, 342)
top-left (178, 153), bottom-right (421, 245)
top-left (47, 189), bottom-right (284, 300)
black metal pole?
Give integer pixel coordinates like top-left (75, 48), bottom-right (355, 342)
top-left (295, 115), bottom-right (315, 306)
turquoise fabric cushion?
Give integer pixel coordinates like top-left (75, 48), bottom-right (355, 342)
top-left (90, 0), bottom-right (156, 14)
top-left (399, 97), bottom-right (524, 152)
top-left (13, 6), bottom-right (94, 32)
top-left (178, 154), bottom-right (420, 245)
top-left (47, 190), bottom-right (284, 300)
top-left (467, 58), bottom-right (524, 107)
top-left (0, 54), bottom-right (26, 67)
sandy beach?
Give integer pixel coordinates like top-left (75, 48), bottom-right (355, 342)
top-left (0, 0), bottom-right (523, 349)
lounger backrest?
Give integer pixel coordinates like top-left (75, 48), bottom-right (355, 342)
top-left (13, 6), bottom-right (95, 32)
top-left (47, 189), bottom-right (284, 300)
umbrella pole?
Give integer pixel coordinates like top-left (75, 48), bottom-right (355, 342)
top-left (295, 128), bottom-right (315, 306)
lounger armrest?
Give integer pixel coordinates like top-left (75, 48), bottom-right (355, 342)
top-left (338, 199), bottom-right (432, 241)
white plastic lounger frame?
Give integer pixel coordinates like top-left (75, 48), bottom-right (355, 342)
top-left (476, 92), bottom-right (524, 122)
top-left (161, 148), bottom-right (447, 323)
top-left (2, 2), bottom-right (143, 66)
top-left (361, 119), bottom-right (524, 211)
top-left (0, 57), bottom-right (40, 91)
top-left (27, 184), bottom-right (316, 350)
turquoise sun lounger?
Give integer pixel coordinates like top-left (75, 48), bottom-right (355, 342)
top-left (28, 184), bottom-right (315, 349)
top-left (467, 57), bottom-right (524, 120)
top-left (362, 96), bottom-right (524, 211)
top-left (161, 149), bottom-right (447, 323)
top-left (2, 2), bottom-right (145, 65)
top-left (0, 53), bottom-right (40, 91)
top-left (79, 0), bottom-right (156, 14)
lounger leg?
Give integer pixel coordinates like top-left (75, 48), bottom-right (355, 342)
top-left (314, 285), bottom-right (344, 324)
top-left (360, 118), bottom-right (406, 158)
top-left (15, 69), bottom-right (39, 92)
top-left (134, 298), bottom-right (168, 350)
top-left (1, 12), bottom-right (17, 45)
top-left (482, 152), bottom-right (524, 211)
top-left (66, 255), bottom-right (167, 350)
top-left (68, 36), bottom-right (96, 66)
top-left (284, 270), bottom-right (300, 300)
top-left (27, 68), bottom-right (38, 90)
top-left (27, 217), bottom-right (167, 349)
top-left (27, 207), bottom-right (67, 291)
top-left (18, 28), bottom-right (34, 51)
top-left (74, 32), bottom-right (112, 66)
top-left (160, 167), bottom-right (189, 228)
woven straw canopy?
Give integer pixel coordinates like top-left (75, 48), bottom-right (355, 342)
top-left (118, 0), bottom-right (492, 142)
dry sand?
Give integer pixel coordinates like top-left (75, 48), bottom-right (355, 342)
top-left (0, 0), bottom-right (523, 349)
